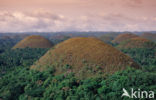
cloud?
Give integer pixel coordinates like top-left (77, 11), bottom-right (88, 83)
top-left (0, 10), bottom-right (65, 32)
top-left (127, 0), bottom-right (143, 4)
top-left (0, 10), bottom-right (156, 32)
top-left (122, 0), bottom-right (143, 7)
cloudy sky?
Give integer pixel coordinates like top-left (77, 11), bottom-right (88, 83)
top-left (0, 0), bottom-right (156, 32)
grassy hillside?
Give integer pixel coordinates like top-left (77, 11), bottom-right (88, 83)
top-left (117, 37), bottom-right (156, 49)
top-left (112, 33), bottom-right (139, 44)
top-left (13, 35), bottom-right (53, 49)
top-left (31, 37), bottom-right (140, 78)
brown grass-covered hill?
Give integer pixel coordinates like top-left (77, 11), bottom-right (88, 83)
top-left (141, 33), bottom-right (156, 42)
top-left (12, 35), bottom-right (53, 49)
top-left (31, 37), bottom-right (140, 78)
top-left (117, 37), bottom-right (156, 49)
top-left (112, 33), bottom-right (139, 44)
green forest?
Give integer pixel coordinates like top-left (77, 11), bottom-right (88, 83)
top-left (0, 35), bottom-right (156, 100)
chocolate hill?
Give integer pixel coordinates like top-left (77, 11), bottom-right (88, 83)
top-left (112, 33), bottom-right (139, 44)
top-left (117, 37), bottom-right (156, 49)
top-left (12, 35), bottom-right (53, 49)
top-left (31, 37), bottom-right (140, 78)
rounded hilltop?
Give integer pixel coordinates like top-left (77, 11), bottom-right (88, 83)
top-left (12, 35), bottom-right (53, 49)
top-left (117, 37), bottom-right (156, 49)
top-left (112, 33), bottom-right (139, 44)
top-left (31, 37), bottom-right (140, 78)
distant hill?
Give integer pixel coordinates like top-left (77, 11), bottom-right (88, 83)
top-left (49, 34), bottom-right (71, 44)
top-left (12, 35), bottom-right (53, 49)
top-left (31, 37), bottom-right (140, 78)
top-left (98, 33), bottom-right (119, 43)
top-left (140, 33), bottom-right (156, 42)
top-left (0, 35), bottom-right (28, 51)
top-left (112, 33), bottom-right (139, 44)
top-left (117, 37), bottom-right (156, 49)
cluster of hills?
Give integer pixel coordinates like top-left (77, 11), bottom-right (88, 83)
top-left (112, 33), bottom-right (156, 49)
top-left (31, 37), bottom-right (139, 78)
top-left (0, 32), bottom-right (155, 99)
top-left (7, 32), bottom-right (155, 78)
top-left (5, 34), bottom-right (142, 78)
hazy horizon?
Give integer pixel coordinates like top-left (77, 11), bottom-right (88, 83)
top-left (0, 0), bottom-right (156, 32)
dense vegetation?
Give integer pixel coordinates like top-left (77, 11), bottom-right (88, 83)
top-left (49, 35), bottom-right (71, 45)
top-left (0, 48), bottom-right (48, 76)
top-left (0, 34), bottom-right (155, 100)
top-left (0, 48), bottom-right (155, 100)
top-left (0, 66), bottom-right (155, 100)
top-left (121, 48), bottom-right (156, 72)
top-left (0, 39), bottom-right (17, 53)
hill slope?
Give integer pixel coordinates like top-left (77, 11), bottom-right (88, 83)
top-left (12, 35), bottom-right (53, 49)
top-left (31, 37), bottom-right (140, 78)
top-left (112, 33), bottom-right (139, 44)
top-left (117, 37), bottom-right (156, 49)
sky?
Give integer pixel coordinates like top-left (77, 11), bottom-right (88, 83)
top-left (0, 0), bottom-right (156, 32)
